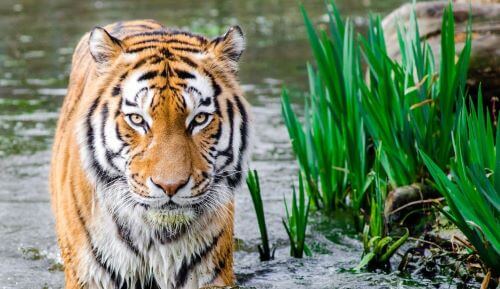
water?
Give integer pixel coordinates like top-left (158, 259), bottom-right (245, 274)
top-left (0, 0), bottom-right (469, 288)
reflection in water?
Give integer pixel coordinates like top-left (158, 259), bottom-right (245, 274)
top-left (1, 1), bottom-right (462, 288)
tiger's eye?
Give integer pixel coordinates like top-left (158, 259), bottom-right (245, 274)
top-left (129, 114), bottom-right (144, 125)
top-left (194, 113), bottom-right (208, 124)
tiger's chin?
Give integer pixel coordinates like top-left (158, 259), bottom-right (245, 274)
top-left (143, 207), bottom-right (196, 228)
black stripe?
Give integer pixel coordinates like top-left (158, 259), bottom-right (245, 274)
top-left (130, 38), bottom-right (198, 47)
top-left (127, 45), bottom-right (158, 54)
top-left (120, 71), bottom-right (129, 81)
top-left (209, 245), bottom-right (231, 284)
top-left (124, 99), bottom-right (138, 107)
top-left (219, 99), bottom-right (235, 165)
top-left (179, 56), bottom-right (198, 68)
top-left (92, 245), bottom-right (128, 289)
top-left (100, 103), bottom-right (122, 173)
top-left (188, 87), bottom-right (201, 96)
top-left (149, 56), bottom-right (163, 65)
top-left (234, 95), bottom-right (248, 154)
top-left (138, 71), bottom-right (158, 81)
top-left (200, 150), bottom-right (212, 163)
top-left (199, 97), bottom-right (211, 107)
top-left (142, 278), bottom-right (161, 289)
top-left (69, 177), bottom-right (124, 288)
top-left (174, 230), bottom-right (224, 289)
top-left (211, 36), bottom-right (223, 46)
top-left (205, 70), bottom-right (222, 98)
top-left (170, 46), bottom-right (201, 53)
top-left (213, 94), bottom-right (222, 118)
top-left (86, 98), bottom-right (116, 185)
top-left (123, 30), bottom-right (168, 40)
top-left (210, 119), bottom-right (223, 140)
top-left (110, 211), bottom-right (142, 257)
top-left (165, 30), bottom-right (207, 43)
top-left (69, 179), bottom-right (92, 243)
top-left (174, 69), bottom-right (195, 79)
top-left (132, 58), bottom-right (148, 69)
top-left (115, 125), bottom-right (125, 143)
top-left (227, 95), bottom-right (249, 188)
top-left (112, 85), bottom-right (121, 97)
top-left (129, 39), bottom-right (164, 46)
top-left (226, 170), bottom-right (242, 188)
top-left (69, 185), bottom-right (114, 287)
top-left (159, 48), bottom-right (172, 59)
top-left (175, 95), bottom-right (186, 111)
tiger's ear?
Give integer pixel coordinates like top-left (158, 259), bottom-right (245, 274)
top-left (209, 26), bottom-right (245, 72)
top-left (88, 27), bottom-right (123, 65)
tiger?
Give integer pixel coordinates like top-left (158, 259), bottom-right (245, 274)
top-left (49, 19), bottom-right (251, 289)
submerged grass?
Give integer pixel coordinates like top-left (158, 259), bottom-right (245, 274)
top-left (246, 169), bottom-right (274, 261)
top-left (420, 93), bottom-right (500, 275)
top-left (282, 174), bottom-right (312, 258)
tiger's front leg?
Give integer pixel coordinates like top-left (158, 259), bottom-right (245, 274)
top-left (173, 217), bottom-right (235, 289)
top-left (199, 227), bottom-right (235, 289)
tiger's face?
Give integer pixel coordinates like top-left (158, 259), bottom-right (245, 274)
top-left (80, 24), bottom-right (250, 230)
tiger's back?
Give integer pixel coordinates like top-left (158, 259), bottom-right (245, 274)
top-left (50, 19), bottom-right (250, 289)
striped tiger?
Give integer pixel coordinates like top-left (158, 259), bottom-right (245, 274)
top-left (49, 19), bottom-right (251, 289)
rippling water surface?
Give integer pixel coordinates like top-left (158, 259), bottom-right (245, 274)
top-left (0, 1), bottom-right (467, 288)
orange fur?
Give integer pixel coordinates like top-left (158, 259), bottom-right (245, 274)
top-left (50, 20), bottom-right (249, 289)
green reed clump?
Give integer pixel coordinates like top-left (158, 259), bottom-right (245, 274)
top-left (282, 1), bottom-right (370, 213)
top-left (282, 174), bottom-right (312, 258)
top-left (360, 4), bottom-right (471, 187)
top-left (282, 1), bottom-right (471, 231)
top-left (246, 169), bottom-right (274, 261)
top-left (420, 93), bottom-right (500, 275)
top-left (282, 1), bottom-right (483, 271)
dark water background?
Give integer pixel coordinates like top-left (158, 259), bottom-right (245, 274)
top-left (0, 0), bottom-right (468, 288)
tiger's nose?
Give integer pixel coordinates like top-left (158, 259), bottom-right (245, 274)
top-left (150, 177), bottom-right (189, 197)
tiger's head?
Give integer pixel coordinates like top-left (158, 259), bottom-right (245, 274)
top-left (78, 23), bottom-right (251, 231)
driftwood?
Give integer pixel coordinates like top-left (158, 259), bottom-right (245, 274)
top-left (382, 1), bottom-right (500, 102)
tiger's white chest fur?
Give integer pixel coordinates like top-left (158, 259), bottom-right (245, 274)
top-left (77, 190), bottom-right (227, 289)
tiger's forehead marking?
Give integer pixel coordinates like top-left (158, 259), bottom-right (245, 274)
top-left (183, 71), bottom-right (215, 112)
top-left (120, 70), bottom-right (154, 126)
top-left (122, 71), bottom-right (154, 106)
top-left (119, 62), bottom-right (217, 119)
